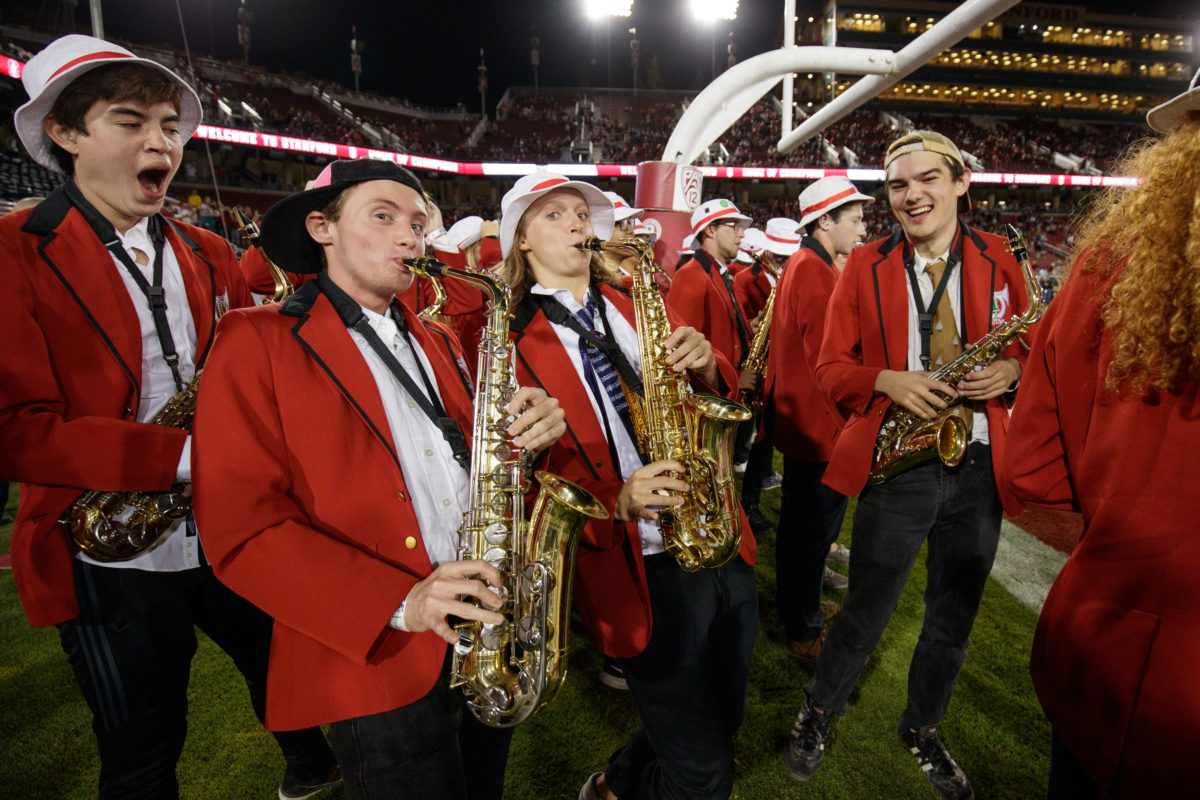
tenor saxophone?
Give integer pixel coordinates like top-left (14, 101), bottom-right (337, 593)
top-left (739, 252), bottom-right (781, 415)
top-left (576, 237), bottom-right (751, 572)
top-left (404, 256), bottom-right (608, 728)
top-left (868, 225), bottom-right (1044, 484)
top-left (234, 208), bottom-right (294, 304)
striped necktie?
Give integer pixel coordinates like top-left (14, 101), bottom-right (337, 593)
top-left (572, 295), bottom-right (628, 414)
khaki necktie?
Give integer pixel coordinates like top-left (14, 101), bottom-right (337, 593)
top-left (923, 258), bottom-right (961, 369)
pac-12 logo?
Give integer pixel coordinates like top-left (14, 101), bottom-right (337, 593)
top-left (680, 165), bottom-right (702, 211)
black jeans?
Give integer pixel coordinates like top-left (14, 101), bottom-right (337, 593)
top-left (327, 656), bottom-right (513, 800)
top-left (806, 443), bottom-right (1001, 731)
top-left (776, 458), bottom-right (848, 642)
top-left (57, 560), bottom-right (334, 800)
top-left (606, 555), bottom-right (758, 800)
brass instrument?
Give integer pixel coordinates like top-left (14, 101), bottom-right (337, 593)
top-left (576, 236), bottom-right (751, 572)
top-left (61, 379), bottom-right (198, 561)
top-left (417, 274), bottom-right (449, 321)
top-left (234, 208), bottom-right (294, 304)
top-left (868, 225), bottom-right (1044, 484)
top-left (740, 252), bottom-right (782, 414)
top-left (404, 256), bottom-right (608, 728)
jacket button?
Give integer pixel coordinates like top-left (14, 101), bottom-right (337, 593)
top-left (404, 536), bottom-right (417, 550)
top-left (125, 407), bottom-right (135, 416)
top-left (396, 491), bottom-right (407, 501)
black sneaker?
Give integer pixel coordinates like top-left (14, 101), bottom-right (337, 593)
top-left (786, 697), bottom-right (833, 782)
top-left (278, 764), bottom-right (342, 800)
top-left (899, 726), bottom-right (974, 800)
top-left (745, 505), bottom-right (773, 534)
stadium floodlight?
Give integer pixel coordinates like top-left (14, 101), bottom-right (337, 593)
top-left (584, 0), bottom-right (633, 18)
top-left (689, 0), bottom-right (739, 22)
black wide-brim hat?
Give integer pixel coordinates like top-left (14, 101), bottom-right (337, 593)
top-left (259, 158), bottom-right (425, 274)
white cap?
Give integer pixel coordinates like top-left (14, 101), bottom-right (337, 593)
top-left (603, 190), bottom-right (644, 223)
top-left (686, 198), bottom-right (751, 249)
top-left (632, 218), bottom-right (659, 243)
top-left (762, 218), bottom-right (802, 257)
top-left (499, 170), bottom-right (614, 258)
top-left (1147, 66), bottom-right (1200, 133)
top-left (444, 215), bottom-right (484, 251)
top-left (15, 34), bottom-right (203, 173)
top-left (796, 176), bottom-right (874, 232)
top-left (738, 228), bottom-right (766, 263)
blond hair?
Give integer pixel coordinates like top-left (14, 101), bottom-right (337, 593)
top-left (497, 209), bottom-right (622, 304)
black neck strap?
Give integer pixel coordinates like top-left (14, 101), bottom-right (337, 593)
top-left (695, 250), bottom-right (751, 357)
top-left (902, 226), bottom-right (965, 371)
top-left (316, 273), bottom-right (470, 472)
top-left (66, 180), bottom-right (185, 392)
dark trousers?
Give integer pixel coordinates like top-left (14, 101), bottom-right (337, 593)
top-left (58, 560), bottom-right (334, 800)
top-left (606, 555), bottom-right (758, 800)
top-left (740, 427), bottom-right (775, 510)
top-left (327, 656), bottom-right (513, 800)
top-left (1048, 730), bottom-right (1105, 800)
top-left (806, 443), bottom-right (1001, 731)
top-left (776, 458), bottom-right (848, 642)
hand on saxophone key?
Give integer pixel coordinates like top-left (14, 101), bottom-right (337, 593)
top-left (615, 460), bottom-right (689, 522)
top-left (664, 326), bottom-right (718, 384)
top-left (956, 357), bottom-right (1021, 401)
top-left (505, 386), bottom-right (566, 455)
top-left (403, 560), bottom-right (505, 645)
top-left (875, 370), bottom-right (957, 419)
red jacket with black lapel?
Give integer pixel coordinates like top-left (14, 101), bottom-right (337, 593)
top-left (192, 282), bottom-right (476, 731)
top-left (769, 238), bottom-right (846, 463)
top-left (816, 224), bottom-right (1032, 504)
top-left (0, 189), bottom-right (251, 627)
top-left (508, 282), bottom-right (754, 659)
top-left (666, 250), bottom-right (750, 373)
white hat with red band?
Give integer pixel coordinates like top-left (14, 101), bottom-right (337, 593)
top-left (15, 34), bottom-right (203, 173)
top-left (632, 218), bottom-right (658, 243)
top-left (796, 176), bottom-right (873, 232)
top-left (443, 215), bottom-right (485, 252)
top-left (499, 170), bottom-right (614, 258)
top-left (603, 191), bottom-right (644, 223)
top-left (1147, 66), bottom-right (1200, 133)
top-left (735, 227), bottom-right (764, 264)
top-left (686, 198), bottom-right (751, 249)
top-left (762, 218), bottom-right (802, 257)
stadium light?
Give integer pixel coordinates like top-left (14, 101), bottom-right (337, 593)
top-left (584, 0), bottom-right (633, 18)
top-left (689, 0), bottom-right (739, 22)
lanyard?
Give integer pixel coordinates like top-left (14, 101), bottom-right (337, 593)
top-left (902, 230), bottom-right (965, 372)
top-left (317, 273), bottom-right (471, 472)
top-left (66, 181), bottom-right (185, 392)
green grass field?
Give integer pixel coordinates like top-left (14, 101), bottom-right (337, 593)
top-left (0, 467), bottom-right (1050, 800)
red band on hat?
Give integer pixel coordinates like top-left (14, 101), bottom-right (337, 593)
top-left (692, 207), bottom-right (740, 234)
top-left (766, 232), bottom-right (800, 244)
top-left (531, 177), bottom-right (569, 192)
top-left (49, 51), bottom-right (133, 81)
top-left (801, 186), bottom-right (858, 219)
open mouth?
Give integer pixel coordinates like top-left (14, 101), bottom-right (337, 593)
top-left (906, 205), bottom-right (933, 222)
top-left (138, 168), bottom-right (169, 196)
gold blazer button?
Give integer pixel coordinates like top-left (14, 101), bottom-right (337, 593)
top-left (404, 536), bottom-right (417, 550)
top-left (396, 491), bottom-right (407, 501)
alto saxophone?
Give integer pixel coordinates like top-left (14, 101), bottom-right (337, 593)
top-left (868, 224), bottom-right (1044, 483)
top-left (234, 208), bottom-right (294, 304)
top-left (739, 252), bottom-right (781, 415)
top-left (404, 256), bottom-right (608, 728)
top-left (417, 274), bottom-right (449, 321)
top-left (60, 379), bottom-right (198, 561)
top-left (576, 237), bottom-right (751, 572)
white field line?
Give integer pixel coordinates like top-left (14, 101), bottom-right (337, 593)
top-left (990, 519), bottom-right (1069, 613)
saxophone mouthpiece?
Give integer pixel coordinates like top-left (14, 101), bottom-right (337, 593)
top-left (575, 236), bottom-right (604, 252)
top-left (404, 256), bottom-right (448, 277)
top-left (1005, 224), bottom-right (1029, 264)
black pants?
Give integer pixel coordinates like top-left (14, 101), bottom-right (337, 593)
top-left (327, 652), bottom-right (513, 800)
top-left (1049, 730), bottom-right (1105, 799)
top-left (58, 560), bottom-right (334, 800)
top-left (606, 555), bottom-right (758, 800)
top-left (776, 459), bottom-right (848, 642)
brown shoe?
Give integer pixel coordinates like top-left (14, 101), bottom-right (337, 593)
top-left (823, 566), bottom-right (849, 590)
top-left (820, 600), bottom-right (840, 621)
top-left (786, 629), bottom-right (828, 667)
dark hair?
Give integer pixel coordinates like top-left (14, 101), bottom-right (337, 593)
top-left (803, 201), bottom-right (865, 236)
top-left (47, 62), bottom-right (183, 174)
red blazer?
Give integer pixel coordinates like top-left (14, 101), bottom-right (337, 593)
top-left (816, 225), bottom-right (1033, 501)
top-left (0, 191), bottom-right (251, 628)
top-left (238, 244), bottom-right (311, 298)
top-left (398, 248), bottom-right (489, 374)
top-left (509, 283), bottom-right (754, 658)
top-left (999, 253), bottom-right (1200, 796)
top-left (192, 283), bottom-right (476, 731)
top-left (666, 250), bottom-right (750, 372)
top-left (732, 261), bottom-right (772, 324)
top-left (768, 239), bottom-right (846, 462)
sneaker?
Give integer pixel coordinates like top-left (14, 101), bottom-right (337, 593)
top-left (599, 658), bottom-right (629, 691)
top-left (827, 544), bottom-right (850, 564)
top-left (823, 566), bottom-right (849, 590)
top-left (278, 765), bottom-right (341, 800)
top-left (733, 460), bottom-right (748, 473)
top-left (786, 697), bottom-right (833, 782)
top-left (760, 472), bottom-right (783, 491)
top-left (899, 726), bottom-right (975, 800)
top-left (578, 771), bottom-right (605, 800)
top-left (785, 629), bottom-right (827, 667)
top-left (746, 505), bottom-right (773, 534)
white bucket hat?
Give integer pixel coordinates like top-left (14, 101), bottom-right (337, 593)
top-left (1147, 66), bottom-right (1200, 133)
top-left (762, 218), bottom-right (802, 257)
top-left (603, 191), bottom-right (644, 223)
top-left (444, 215), bottom-right (485, 251)
top-left (796, 176), bottom-right (874, 232)
top-left (737, 227), bottom-right (766, 263)
top-left (686, 198), bottom-right (751, 249)
top-left (632, 218), bottom-right (658, 243)
top-left (499, 170), bottom-right (614, 258)
top-left (15, 34), bottom-right (203, 173)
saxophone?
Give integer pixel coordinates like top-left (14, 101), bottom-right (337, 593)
top-left (417, 274), bottom-right (449, 321)
top-left (868, 225), bottom-right (1044, 484)
top-left (739, 252), bottom-right (781, 415)
top-left (576, 237), bottom-right (751, 572)
top-left (61, 379), bottom-right (198, 561)
top-left (234, 208), bottom-right (294, 304)
top-left (404, 256), bottom-right (608, 728)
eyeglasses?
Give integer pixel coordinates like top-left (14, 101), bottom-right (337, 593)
top-left (716, 220), bottom-right (743, 230)
top-left (615, 219), bottom-right (636, 232)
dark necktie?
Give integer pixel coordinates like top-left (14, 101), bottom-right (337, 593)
top-left (572, 295), bottom-right (628, 414)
